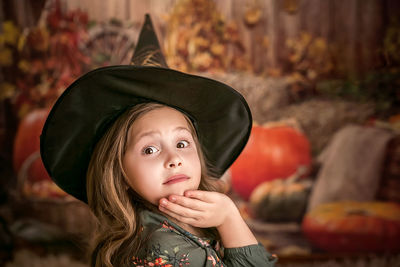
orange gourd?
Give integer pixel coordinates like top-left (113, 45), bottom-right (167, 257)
top-left (302, 201), bottom-right (400, 253)
top-left (231, 125), bottom-right (311, 200)
top-left (13, 108), bottom-right (50, 182)
top-left (13, 108), bottom-right (67, 199)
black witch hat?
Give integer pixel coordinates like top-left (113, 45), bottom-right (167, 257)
top-left (40, 14), bottom-right (252, 202)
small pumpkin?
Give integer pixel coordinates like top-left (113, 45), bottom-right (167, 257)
top-left (302, 201), bottom-right (400, 253)
top-left (249, 167), bottom-right (311, 222)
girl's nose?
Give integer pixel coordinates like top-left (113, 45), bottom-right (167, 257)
top-left (168, 161), bottom-right (182, 168)
top-left (165, 151), bottom-right (182, 168)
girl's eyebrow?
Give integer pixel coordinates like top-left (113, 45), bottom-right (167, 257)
top-left (137, 126), bottom-right (191, 140)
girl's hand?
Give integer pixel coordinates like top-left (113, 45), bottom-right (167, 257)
top-left (159, 190), bottom-right (258, 247)
top-left (158, 190), bottom-right (236, 228)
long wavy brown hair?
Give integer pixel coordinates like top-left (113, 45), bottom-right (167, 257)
top-left (87, 102), bottom-right (222, 267)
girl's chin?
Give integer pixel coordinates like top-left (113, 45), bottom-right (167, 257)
top-left (167, 189), bottom-right (186, 197)
top-left (165, 186), bottom-right (199, 198)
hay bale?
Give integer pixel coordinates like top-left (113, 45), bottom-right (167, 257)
top-left (203, 72), bottom-right (376, 155)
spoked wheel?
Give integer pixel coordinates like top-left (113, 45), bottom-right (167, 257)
top-left (84, 23), bottom-right (136, 66)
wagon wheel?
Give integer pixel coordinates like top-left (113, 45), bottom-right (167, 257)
top-left (84, 23), bottom-right (136, 67)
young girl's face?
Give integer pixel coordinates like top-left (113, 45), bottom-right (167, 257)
top-left (123, 106), bottom-right (202, 205)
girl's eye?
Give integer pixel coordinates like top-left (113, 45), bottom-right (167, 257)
top-left (143, 146), bottom-right (159, 155)
top-left (177, 140), bottom-right (189, 148)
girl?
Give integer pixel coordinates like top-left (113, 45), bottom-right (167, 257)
top-left (40, 15), bottom-right (277, 267)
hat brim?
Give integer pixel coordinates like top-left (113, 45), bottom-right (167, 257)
top-left (40, 65), bottom-right (252, 202)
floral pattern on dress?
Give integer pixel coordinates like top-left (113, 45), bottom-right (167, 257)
top-left (161, 220), bottom-right (213, 248)
top-left (132, 219), bottom-right (224, 267)
top-left (132, 243), bottom-right (190, 267)
top-left (207, 255), bottom-right (223, 267)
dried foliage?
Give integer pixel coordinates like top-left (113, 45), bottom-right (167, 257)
top-left (316, 70), bottom-right (400, 117)
top-left (0, 21), bottom-right (21, 100)
top-left (284, 32), bottom-right (336, 98)
top-left (312, 18), bottom-right (400, 117)
top-left (383, 18), bottom-right (400, 68)
top-left (165, 0), bottom-right (251, 73)
top-left (0, 1), bottom-right (90, 118)
top-left (243, 0), bottom-right (263, 27)
top-left (0, 2), bottom-right (134, 120)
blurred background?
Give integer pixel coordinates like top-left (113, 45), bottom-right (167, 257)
top-left (0, 0), bottom-right (400, 266)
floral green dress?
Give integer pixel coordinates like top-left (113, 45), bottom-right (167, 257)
top-left (131, 210), bottom-right (277, 267)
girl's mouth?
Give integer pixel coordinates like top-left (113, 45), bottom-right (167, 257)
top-left (163, 174), bottom-right (189, 185)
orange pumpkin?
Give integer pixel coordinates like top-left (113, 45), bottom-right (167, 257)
top-left (13, 108), bottom-right (50, 182)
top-left (13, 108), bottom-right (67, 199)
top-left (230, 125), bottom-right (311, 200)
top-left (302, 201), bottom-right (400, 253)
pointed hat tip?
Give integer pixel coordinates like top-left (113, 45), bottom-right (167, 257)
top-left (130, 14), bottom-right (168, 67)
top-left (143, 13), bottom-right (154, 30)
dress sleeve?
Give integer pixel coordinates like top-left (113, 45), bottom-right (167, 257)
top-left (223, 243), bottom-right (277, 267)
top-left (134, 228), bottom-right (208, 267)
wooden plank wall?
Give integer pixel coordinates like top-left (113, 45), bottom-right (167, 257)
top-left (6, 0), bottom-right (400, 76)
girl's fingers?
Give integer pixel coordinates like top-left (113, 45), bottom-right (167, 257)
top-left (168, 195), bottom-right (206, 211)
top-left (184, 190), bottom-right (216, 203)
top-left (159, 198), bottom-right (202, 219)
top-left (159, 205), bottom-right (197, 225)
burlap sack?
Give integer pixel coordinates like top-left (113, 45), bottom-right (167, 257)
top-left (307, 124), bottom-right (395, 211)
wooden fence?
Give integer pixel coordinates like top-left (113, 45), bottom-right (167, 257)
top-left (2, 0), bottom-right (400, 76)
